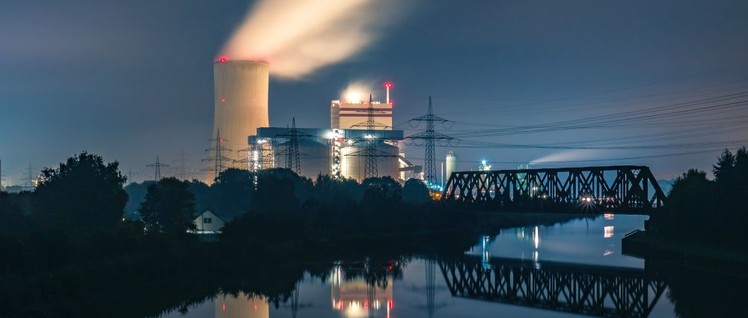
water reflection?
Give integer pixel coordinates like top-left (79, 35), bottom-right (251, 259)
top-left (216, 293), bottom-right (269, 318)
top-left (156, 214), bottom-right (746, 318)
top-left (330, 265), bottom-right (393, 318)
top-left (439, 254), bottom-right (667, 318)
top-left (161, 292), bottom-right (269, 318)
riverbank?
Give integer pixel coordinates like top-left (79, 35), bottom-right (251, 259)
top-left (622, 229), bottom-right (748, 276)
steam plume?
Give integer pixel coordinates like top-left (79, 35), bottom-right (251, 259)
top-left (529, 149), bottom-right (603, 165)
top-left (220, 0), bottom-right (408, 79)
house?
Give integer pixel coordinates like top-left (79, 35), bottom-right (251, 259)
top-left (192, 210), bottom-right (225, 234)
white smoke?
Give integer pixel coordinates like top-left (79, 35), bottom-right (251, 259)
top-left (220, 0), bottom-right (410, 79)
top-left (529, 149), bottom-right (603, 165)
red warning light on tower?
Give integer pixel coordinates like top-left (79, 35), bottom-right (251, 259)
top-left (218, 56), bottom-right (228, 63)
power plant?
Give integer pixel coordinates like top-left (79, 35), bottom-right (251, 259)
top-left (210, 58), bottom-right (423, 183)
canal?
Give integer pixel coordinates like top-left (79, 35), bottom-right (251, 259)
top-left (158, 214), bottom-right (744, 318)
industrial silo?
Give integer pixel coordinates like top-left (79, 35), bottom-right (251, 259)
top-left (446, 151), bottom-right (458, 181)
top-left (272, 138), bottom-right (331, 179)
top-left (341, 142), bottom-right (400, 182)
top-left (212, 59), bottom-right (269, 169)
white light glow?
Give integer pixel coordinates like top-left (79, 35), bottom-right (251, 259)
top-left (604, 226), bottom-right (615, 238)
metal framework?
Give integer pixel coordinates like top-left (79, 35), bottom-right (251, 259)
top-left (405, 96), bottom-right (454, 185)
top-left (285, 118), bottom-right (301, 174)
top-left (443, 165), bottom-right (666, 214)
top-left (146, 155), bottom-right (169, 181)
top-left (439, 255), bottom-right (667, 318)
top-left (202, 130), bottom-right (233, 181)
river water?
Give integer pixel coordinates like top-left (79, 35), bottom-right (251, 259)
top-left (157, 214), bottom-right (738, 318)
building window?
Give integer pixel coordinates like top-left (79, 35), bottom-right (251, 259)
top-left (204, 218), bottom-right (212, 224)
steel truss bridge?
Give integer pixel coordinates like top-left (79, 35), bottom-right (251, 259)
top-left (439, 255), bottom-right (667, 318)
top-left (443, 165), bottom-right (666, 214)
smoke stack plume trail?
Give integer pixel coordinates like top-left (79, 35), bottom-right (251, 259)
top-left (220, 0), bottom-right (410, 79)
top-left (529, 149), bottom-right (603, 166)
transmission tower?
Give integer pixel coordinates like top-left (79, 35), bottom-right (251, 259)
top-left (286, 118), bottom-right (301, 173)
top-left (202, 130), bottom-right (233, 181)
top-left (345, 94), bottom-right (401, 180)
top-left (364, 95), bottom-right (379, 179)
top-left (23, 164), bottom-right (34, 189)
top-left (147, 155), bottom-right (169, 180)
top-left (405, 96), bottom-right (455, 185)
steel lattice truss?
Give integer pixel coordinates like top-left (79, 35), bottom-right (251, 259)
top-left (443, 165), bottom-right (666, 214)
top-left (439, 255), bottom-right (667, 318)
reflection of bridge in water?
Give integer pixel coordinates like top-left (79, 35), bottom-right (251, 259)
top-left (438, 255), bottom-right (667, 318)
top-left (443, 165), bottom-right (667, 214)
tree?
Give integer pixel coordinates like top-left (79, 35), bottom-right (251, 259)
top-left (211, 168), bottom-right (254, 219)
top-left (33, 152), bottom-right (128, 231)
top-left (312, 175), bottom-right (360, 210)
top-left (401, 178), bottom-right (430, 205)
top-left (360, 177), bottom-right (402, 211)
top-left (252, 169), bottom-right (299, 213)
top-left (0, 192), bottom-right (26, 232)
top-left (139, 178), bottom-right (196, 235)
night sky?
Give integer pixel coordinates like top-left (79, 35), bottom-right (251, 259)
top-left (1, 0), bottom-right (747, 185)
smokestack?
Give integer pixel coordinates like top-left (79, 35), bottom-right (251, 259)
top-left (212, 59), bottom-right (269, 169)
top-left (384, 81), bottom-right (393, 104)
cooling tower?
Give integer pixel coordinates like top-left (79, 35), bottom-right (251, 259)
top-left (212, 60), bottom-right (269, 168)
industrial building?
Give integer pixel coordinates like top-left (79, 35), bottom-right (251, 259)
top-left (209, 58), bottom-right (418, 182)
top-left (248, 127), bottom-right (410, 182)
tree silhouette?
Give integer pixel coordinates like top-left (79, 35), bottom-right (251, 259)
top-left (401, 178), bottom-right (430, 205)
top-left (33, 152), bottom-right (127, 231)
top-left (139, 177), bottom-right (196, 235)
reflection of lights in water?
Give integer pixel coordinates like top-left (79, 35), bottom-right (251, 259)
top-left (604, 213), bottom-right (615, 220)
top-left (215, 292), bottom-right (268, 318)
top-left (533, 226), bottom-right (540, 249)
top-left (533, 251), bottom-right (540, 269)
top-left (604, 226), bottom-right (614, 238)
top-left (603, 249), bottom-right (614, 256)
top-left (330, 266), bottom-right (393, 318)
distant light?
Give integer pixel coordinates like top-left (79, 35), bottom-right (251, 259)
top-left (220, 98), bottom-right (226, 103)
top-left (604, 226), bottom-right (615, 238)
top-left (384, 81), bottom-right (393, 88)
top-left (218, 56), bottom-right (228, 63)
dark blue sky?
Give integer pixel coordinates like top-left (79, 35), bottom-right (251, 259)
top-left (1, 0), bottom-right (747, 184)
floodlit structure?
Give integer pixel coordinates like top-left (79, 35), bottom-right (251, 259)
top-left (248, 127), bottom-right (405, 182)
top-left (331, 82), bottom-right (393, 130)
top-left (445, 151), bottom-right (457, 181)
top-left (212, 59), bottom-right (269, 170)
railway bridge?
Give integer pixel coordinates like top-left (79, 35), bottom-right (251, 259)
top-left (442, 165), bottom-right (667, 214)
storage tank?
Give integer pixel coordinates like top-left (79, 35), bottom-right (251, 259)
top-left (273, 138), bottom-right (331, 179)
top-left (341, 142), bottom-right (400, 182)
top-left (445, 151), bottom-right (458, 182)
top-left (212, 59), bottom-right (269, 169)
